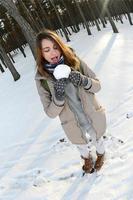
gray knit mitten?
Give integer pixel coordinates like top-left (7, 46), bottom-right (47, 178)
top-left (69, 71), bottom-right (91, 88)
top-left (69, 71), bottom-right (81, 86)
top-left (54, 78), bottom-right (67, 101)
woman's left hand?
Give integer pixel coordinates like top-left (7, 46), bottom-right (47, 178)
top-left (69, 71), bottom-right (92, 89)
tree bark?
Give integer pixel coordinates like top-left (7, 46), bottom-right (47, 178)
top-left (31, 0), bottom-right (53, 29)
top-left (121, 0), bottom-right (133, 25)
top-left (98, 0), bottom-right (119, 33)
top-left (74, 0), bottom-right (92, 35)
top-left (86, 0), bottom-right (101, 31)
top-left (0, 43), bottom-right (20, 81)
top-left (0, 62), bottom-right (5, 73)
top-left (49, 0), bottom-right (70, 42)
top-left (0, 0), bottom-right (36, 59)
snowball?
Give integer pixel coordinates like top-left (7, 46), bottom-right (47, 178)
top-left (53, 64), bottom-right (71, 79)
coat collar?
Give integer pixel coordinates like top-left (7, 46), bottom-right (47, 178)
top-left (35, 69), bottom-right (54, 81)
top-left (34, 69), bottom-right (47, 80)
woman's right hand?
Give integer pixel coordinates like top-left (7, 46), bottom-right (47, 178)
top-left (54, 78), bottom-right (67, 101)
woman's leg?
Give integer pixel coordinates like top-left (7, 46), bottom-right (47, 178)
top-left (76, 143), bottom-right (94, 173)
top-left (95, 137), bottom-right (105, 155)
top-left (86, 126), bottom-right (105, 171)
top-left (86, 126), bottom-right (105, 155)
top-left (76, 126), bottom-right (105, 172)
top-left (76, 144), bottom-right (90, 158)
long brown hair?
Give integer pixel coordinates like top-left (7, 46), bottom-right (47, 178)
top-left (36, 29), bottom-right (80, 77)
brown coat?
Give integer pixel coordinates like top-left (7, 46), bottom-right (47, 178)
top-left (35, 59), bottom-right (106, 144)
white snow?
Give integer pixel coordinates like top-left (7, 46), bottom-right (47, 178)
top-left (0, 18), bottom-right (133, 200)
top-left (126, 111), bottom-right (133, 119)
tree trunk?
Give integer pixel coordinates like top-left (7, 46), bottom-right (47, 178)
top-left (8, 52), bottom-right (15, 63)
top-left (31, 0), bottom-right (53, 29)
top-left (86, 0), bottom-right (101, 31)
top-left (0, 0), bottom-right (36, 59)
top-left (61, 0), bottom-right (79, 33)
top-left (18, 0), bottom-right (40, 32)
top-left (121, 0), bottom-right (133, 25)
top-left (49, 0), bottom-right (70, 42)
top-left (74, 0), bottom-right (92, 35)
top-left (0, 43), bottom-right (20, 81)
top-left (106, 9), bottom-right (119, 33)
top-left (92, 0), bottom-right (106, 28)
top-left (98, 0), bottom-right (119, 33)
top-left (0, 62), bottom-right (5, 73)
top-left (0, 53), bottom-right (7, 68)
top-left (19, 46), bottom-right (26, 58)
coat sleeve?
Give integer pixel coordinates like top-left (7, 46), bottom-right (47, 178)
top-left (35, 79), bottom-right (65, 118)
top-left (80, 59), bottom-right (101, 93)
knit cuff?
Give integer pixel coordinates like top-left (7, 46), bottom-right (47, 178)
top-left (84, 78), bottom-right (92, 90)
top-left (53, 96), bottom-right (65, 107)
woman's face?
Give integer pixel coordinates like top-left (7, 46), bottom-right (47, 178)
top-left (41, 39), bottom-right (61, 64)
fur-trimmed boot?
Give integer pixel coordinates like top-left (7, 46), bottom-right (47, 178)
top-left (81, 155), bottom-right (94, 173)
top-left (94, 152), bottom-right (105, 171)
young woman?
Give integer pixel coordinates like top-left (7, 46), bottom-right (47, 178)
top-left (35, 29), bottom-right (106, 173)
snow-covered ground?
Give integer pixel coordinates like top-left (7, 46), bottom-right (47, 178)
top-left (0, 18), bottom-right (133, 200)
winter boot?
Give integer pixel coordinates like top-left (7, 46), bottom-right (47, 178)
top-left (81, 154), bottom-right (94, 173)
top-left (94, 152), bottom-right (105, 171)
